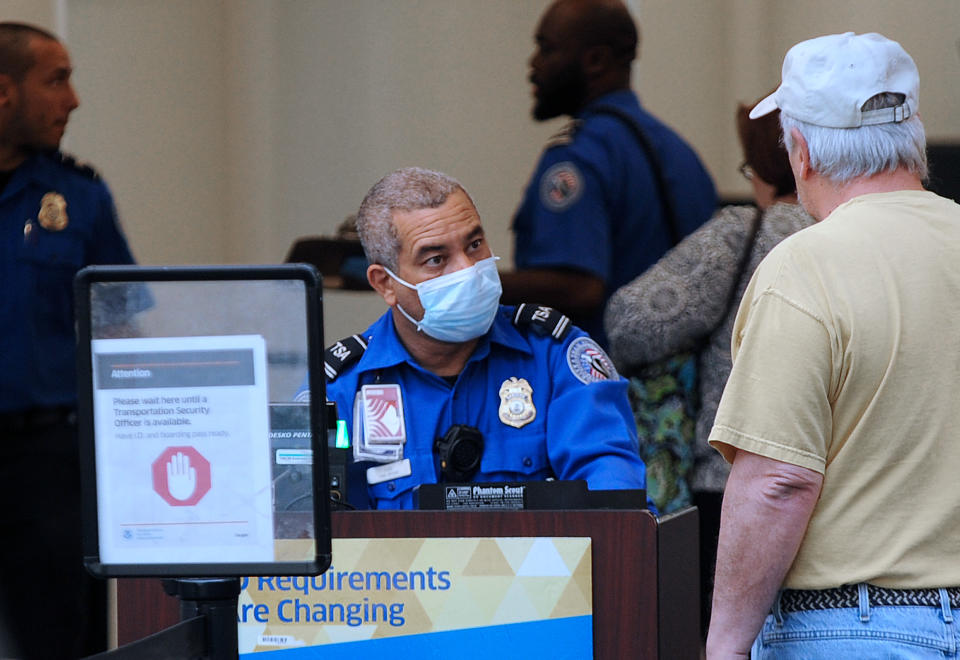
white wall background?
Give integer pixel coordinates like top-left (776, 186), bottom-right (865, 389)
top-left (4, 0), bottom-right (960, 338)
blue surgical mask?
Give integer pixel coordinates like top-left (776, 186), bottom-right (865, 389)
top-left (384, 256), bottom-right (502, 343)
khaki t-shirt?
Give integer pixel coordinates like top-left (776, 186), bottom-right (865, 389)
top-left (710, 190), bottom-right (960, 589)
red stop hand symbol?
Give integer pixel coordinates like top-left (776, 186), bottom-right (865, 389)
top-left (152, 446), bottom-right (211, 506)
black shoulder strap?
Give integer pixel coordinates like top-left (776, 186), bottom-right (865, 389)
top-left (512, 304), bottom-right (572, 341)
top-left (324, 334), bottom-right (367, 381)
top-left (588, 104), bottom-right (682, 246)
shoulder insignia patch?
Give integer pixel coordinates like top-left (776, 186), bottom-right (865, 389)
top-left (545, 119), bottom-right (581, 148)
top-left (566, 336), bottom-right (619, 384)
top-left (324, 334), bottom-right (368, 381)
top-left (512, 303), bottom-right (571, 341)
top-left (57, 152), bottom-right (101, 180)
top-left (539, 161), bottom-right (583, 212)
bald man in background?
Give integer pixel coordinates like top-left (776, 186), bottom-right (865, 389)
top-left (500, 0), bottom-right (716, 346)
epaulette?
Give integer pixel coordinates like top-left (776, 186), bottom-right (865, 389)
top-left (512, 304), bottom-right (571, 341)
top-left (56, 151), bottom-right (101, 180)
top-left (545, 119), bottom-right (581, 149)
top-left (324, 334), bottom-right (367, 381)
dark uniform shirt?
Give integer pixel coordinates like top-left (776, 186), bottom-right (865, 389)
top-left (307, 305), bottom-right (646, 510)
top-left (512, 89), bottom-right (717, 345)
top-left (0, 150), bottom-right (137, 413)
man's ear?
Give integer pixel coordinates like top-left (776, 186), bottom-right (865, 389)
top-left (790, 127), bottom-right (812, 180)
top-left (0, 74), bottom-right (16, 109)
top-left (581, 45), bottom-right (610, 78)
top-left (367, 264), bottom-right (397, 307)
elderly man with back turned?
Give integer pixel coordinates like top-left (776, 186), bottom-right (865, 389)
top-left (499, 0), bottom-right (716, 346)
top-left (306, 167), bottom-right (645, 510)
top-left (0, 22), bottom-right (140, 658)
top-left (706, 33), bottom-right (960, 658)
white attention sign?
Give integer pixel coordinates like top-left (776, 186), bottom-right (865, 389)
top-left (91, 335), bottom-right (273, 565)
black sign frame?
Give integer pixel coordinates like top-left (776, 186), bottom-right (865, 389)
top-left (74, 264), bottom-right (331, 578)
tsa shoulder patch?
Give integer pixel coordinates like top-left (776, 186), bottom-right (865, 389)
top-left (57, 151), bottom-right (100, 180)
top-left (545, 119), bottom-right (580, 148)
top-left (512, 303), bottom-right (571, 341)
top-left (566, 336), bottom-right (619, 384)
top-left (539, 161), bottom-right (583, 212)
top-left (324, 334), bottom-right (368, 381)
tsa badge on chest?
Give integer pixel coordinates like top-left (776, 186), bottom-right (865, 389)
top-left (498, 377), bottom-right (536, 428)
top-left (38, 192), bottom-right (68, 231)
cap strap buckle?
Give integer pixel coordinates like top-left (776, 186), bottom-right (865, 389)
top-left (861, 101), bottom-right (912, 126)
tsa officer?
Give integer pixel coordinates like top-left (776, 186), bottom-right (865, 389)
top-left (299, 167), bottom-right (645, 510)
top-left (0, 22), bottom-right (140, 658)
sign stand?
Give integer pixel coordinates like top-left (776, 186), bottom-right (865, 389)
top-left (163, 578), bottom-right (242, 659)
top-left (85, 578), bottom-right (240, 659)
top-left (74, 265), bottom-right (331, 660)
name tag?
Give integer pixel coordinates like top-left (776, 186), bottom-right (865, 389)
top-left (366, 458), bottom-right (412, 485)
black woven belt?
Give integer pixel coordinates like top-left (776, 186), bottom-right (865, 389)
top-left (780, 584), bottom-right (960, 613)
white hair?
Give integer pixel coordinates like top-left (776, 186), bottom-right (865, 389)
top-left (781, 92), bottom-right (928, 185)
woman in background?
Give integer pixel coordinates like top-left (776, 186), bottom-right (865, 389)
top-left (604, 96), bottom-right (814, 638)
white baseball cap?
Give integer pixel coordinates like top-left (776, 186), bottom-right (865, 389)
top-left (750, 32), bottom-right (919, 128)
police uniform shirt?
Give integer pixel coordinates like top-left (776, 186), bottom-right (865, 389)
top-left (320, 305), bottom-right (646, 510)
top-left (0, 151), bottom-right (137, 413)
top-left (512, 89), bottom-right (717, 343)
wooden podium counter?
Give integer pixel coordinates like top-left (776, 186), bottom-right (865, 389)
top-left (116, 507), bottom-right (698, 659)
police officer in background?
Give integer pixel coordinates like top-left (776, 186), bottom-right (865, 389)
top-left (499, 0), bottom-right (717, 346)
top-left (302, 167), bottom-right (645, 510)
top-left (0, 22), bottom-right (139, 658)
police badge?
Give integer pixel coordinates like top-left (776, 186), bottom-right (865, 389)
top-left (38, 192), bottom-right (68, 231)
top-left (498, 377), bottom-right (536, 428)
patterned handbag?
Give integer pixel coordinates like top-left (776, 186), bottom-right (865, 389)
top-left (626, 211), bottom-right (761, 514)
top-left (593, 103), bottom-right (761, 513)
top-left (627, 352), bottom-right (699, 513)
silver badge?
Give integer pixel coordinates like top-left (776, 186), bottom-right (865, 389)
top-left (498, 377), bottom-right (536, 428)
top-left (38, 192), bottom-right (68, 231)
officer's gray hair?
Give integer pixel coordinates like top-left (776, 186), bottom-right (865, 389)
top-left (356, 167), bottom-right (471, 272)
top-left (781, 92), bottom-right (928, 185)
top-left (0, 22), bottom-right (59, 82)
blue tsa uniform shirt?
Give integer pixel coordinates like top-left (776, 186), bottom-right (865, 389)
top-left (311, 304), bottom-right (646, 510)
top-left (512, 89), bottom-right (717, 344)
top-left (0, 151), bottom-right (137, 413)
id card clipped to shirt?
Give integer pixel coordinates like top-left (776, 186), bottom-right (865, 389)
top-left (353, 384), bottom-right (406, 464)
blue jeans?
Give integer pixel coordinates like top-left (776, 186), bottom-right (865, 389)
top-left (751, 586), bottom-right (960, 658)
